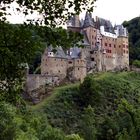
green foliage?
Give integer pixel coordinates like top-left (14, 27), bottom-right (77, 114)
top-left (2, 72), bottom-right (140, 139)
top-left (39, 72), bottom-right (140, 140)
top-left (81, 106), bottom-right (97, 140)
top-left (0, 0), bottom-right (96, 26)
top-left (0, 101), bottom-right (83, 140)
top-left (65, 134), bottom-right (84, 140)
top-left (37, 27), bottom-right (84, 49)
top-left (44, 87), bottom-right (82, 134)
top-left (40, 126), bottom-right (65, 140)
top-left (132, 60), bottom-right (140, 68)
top-left (0, 22), bottom-right (44, 104)
top-left (123, 17), bottom-right (140, 62)
top-left (79, 75), bottom-right (101, 107)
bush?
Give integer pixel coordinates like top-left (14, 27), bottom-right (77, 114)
top-left (132, 60), bottom-right (140, 68)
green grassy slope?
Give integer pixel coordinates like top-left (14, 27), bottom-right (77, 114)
top-left (31, 72), bottom-right (140, 139)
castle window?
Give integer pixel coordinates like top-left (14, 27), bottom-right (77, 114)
top-left (90, 51), bottom-right (93, 54)
top-left (69, 61), bottom-right (72, 64)
top-left (109, 44), bottom-right (111, 47)
top-left (114, 45), bottom-right (116, 48)
top-left (58, 70), bottom-right (60, 73)
top-left (92, 42), bottom-right (94, 45)
top-left (105, 43), bottom-right (107, 46)
top-left (91, 58), bottom-right (94, 61)
top-left (78, 68), bottom-right (80, 70)
top-left (119, 45), bottom-right (121, 48)
top-left (124, 50), bottom-right (125, 53)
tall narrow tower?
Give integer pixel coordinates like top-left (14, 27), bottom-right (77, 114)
top-left (67, 15), bottom-right (81, 32)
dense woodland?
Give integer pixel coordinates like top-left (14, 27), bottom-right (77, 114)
top-left (1, 72), bottom-right (140, 140)
top-left (123, 17), bottom-right (140, 67)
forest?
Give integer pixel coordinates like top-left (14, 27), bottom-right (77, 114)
top-left (1, 72), bottom-right (140, 140)
top-left (123, 17), bottom-right (140, 66)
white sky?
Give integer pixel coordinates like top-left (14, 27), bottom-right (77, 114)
top-left (7, 0), bottom-right (140, 25)
top-left (93, 0), bottom-right (140, 24)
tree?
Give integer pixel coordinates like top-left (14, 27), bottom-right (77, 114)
top-left (123, 17), bottom-right (140, 62)
top-left (116, 98), bottom-right (140, 140)
top-left (79, 75), bottom-right (101, 107)
top-left (0, 22), bottom-right (43, 105)
top-left (81, 105), bottom-right (97, 140)
top-left (0, 0), bottom-right (97, 26)
top-left (0, 0), bottom-right (97, 104)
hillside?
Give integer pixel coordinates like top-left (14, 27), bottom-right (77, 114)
top-left (33, 72), bottom-right (140, 140)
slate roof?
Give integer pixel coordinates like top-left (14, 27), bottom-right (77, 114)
top-left (97, 17), bottom-right (115, 33)
top-left (70, 47), bottom-right (81, 59)
top-left (55, 46), bottom-right (67, 58)
top-left (114, 25), bottom-right (128, 37)
top-left (83, 12), bottom-right (95, 28)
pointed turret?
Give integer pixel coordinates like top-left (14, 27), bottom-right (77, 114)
top-left (83, 12), bottom-right (95, 28)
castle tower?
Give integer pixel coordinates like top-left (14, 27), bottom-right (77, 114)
top-left (67, 15), bottom-right (81, 32)
top-left (83, 12), bottom-right (95, 28)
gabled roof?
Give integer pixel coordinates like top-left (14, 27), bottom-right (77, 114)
top-left (83, 12), bottom-right (95, 28)
top-left (55, 46), bottom-right (66, 58)
top-left (97, 17), bottom-right (115, 33)
top-left (70, 47), bottom-right (81, 59)
top-left (114, 25), bottom-right (128, 37)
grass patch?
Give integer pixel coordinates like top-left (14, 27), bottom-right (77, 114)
top-left (30, 82), bottom-right (80, 111)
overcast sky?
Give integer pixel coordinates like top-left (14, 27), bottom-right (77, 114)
top-left (7, 0), bottom-right (140, 25)
top-left (92, 0), bottom-right (140, 24)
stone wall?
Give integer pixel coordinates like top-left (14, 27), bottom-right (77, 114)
top-left (83, 27), bottom-right (97, 49)
top-left (41, 57), bottom-right (67, 79)
top-left (72, 58), bottom-right (87, 81)
top-left (26, 74), bottom-right (46, 92)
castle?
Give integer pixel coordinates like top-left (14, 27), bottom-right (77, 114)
top-left (26, 12), bottom-right (129, 102)
top-left (41, 12), bottom-right (129, 82)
